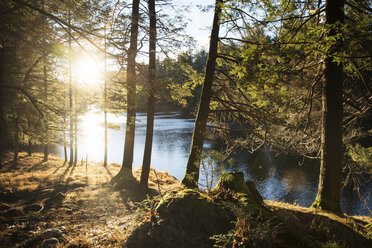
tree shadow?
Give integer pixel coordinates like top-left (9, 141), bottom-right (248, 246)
top-left (102, 164), bottom-right (114, 179)
top-left (114, 176), bottom-right (158, 205)
top-left (27, 161), bottom-right (45, 172)
top-left (268, 205), bottom-right (371, 247)
top-left (59, 163), bottom-right (76, 182)
top-left (52, 162), bottom-right (67, 174)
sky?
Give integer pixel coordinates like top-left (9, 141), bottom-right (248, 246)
top-left (172, 0), bottom-right (214, 50)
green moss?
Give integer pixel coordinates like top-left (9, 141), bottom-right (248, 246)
top-left (156, 189), bottom-right (234, 236)
top-left (214, 172), bottom-right (251, 194)
top-left (213, 172), bottom-right (263, 204)
top-left (322, 241), bottom-right (344, 248)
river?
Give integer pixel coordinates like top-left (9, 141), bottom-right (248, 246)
top-left (54, 111), bottom-right (371, 216)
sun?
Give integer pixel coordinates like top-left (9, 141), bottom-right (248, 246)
top-left (75, 56), bottom-right (102, 86)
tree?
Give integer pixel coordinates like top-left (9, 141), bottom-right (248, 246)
top-left (103, 26), bottom-right (108, 167)
top-left (68, 11), bottom-right (74, 167)
top-left (112, 0), bottom-right (140, 185)
top-left (140, 0), bottom-right (156, 188)
top-left (182, 0), bottom-right (223, 188)
top-left (311, 0), bottom-right (345, 214)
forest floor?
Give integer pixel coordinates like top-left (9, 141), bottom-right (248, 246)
top-left (0, 152), bottom-right (371, 247)
top-left (0, 152), bottom-right (181, 247)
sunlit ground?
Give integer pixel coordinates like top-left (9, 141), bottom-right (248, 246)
top-left (0, 152), bottom-right (181, 247)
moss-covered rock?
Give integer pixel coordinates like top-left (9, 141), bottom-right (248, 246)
top-left (156, 189), bottom-right (234, 236)
top-left (213, 172), bottom-right (263, 204)
top-left (126, 173), bottom-right (319, 248)
top-left (125, 189), bottom-right (234, 248)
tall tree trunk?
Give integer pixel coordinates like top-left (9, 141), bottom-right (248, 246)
top-left (64, 130), bottom-right (67, 163)
top-left (140, 0), bottom-right (156, 188)
top-left (103, 27), bottom-right (108, 167)
top-left (13, 119), bottom-right (19, 166)
top-left (27, 119), bottom-right (32, 157)
top-left (28, 140), bottom-right (32, 156)
top-left (43, 47), bottom-right (48, 162)
top-left (68, 11), bottom-right (74, 167)
top-left (74, 88), bottom-right (78, 166)
top-left (0, 48), bottom-right (4, 167)
top-left (312, 0), bottom-right (344, 214)
top-left (181, 0), bottom-right (222, 188)
top-left (113, 0), bottom-right (140, 182)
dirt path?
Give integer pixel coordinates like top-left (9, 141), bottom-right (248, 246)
top-left (0, 153), bottom-right (181, 247)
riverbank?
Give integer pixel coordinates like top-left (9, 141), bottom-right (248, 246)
top-left (0, 153), bottom-right (371, 247)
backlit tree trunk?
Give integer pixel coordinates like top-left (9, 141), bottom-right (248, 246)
top-left (68, 12), bottom-right (74, 167)
top-left (312, 0), bottom-right (344, 214)
top-left (13, 118), bottom-right (19, 166)
top-left (74, 87), bottom-right (78, 166)
top-left (140, 0), bottom-right (156, 188)
top-left (181, 0), bottom-right (222, 188)
top-left (103, 27), bottom-right (108, 167)
top-left (43, 51), bottom-right (48, 162)
top-left (113, 0), bottom-right (140, 183)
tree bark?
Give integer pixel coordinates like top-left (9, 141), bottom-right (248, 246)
top-left (312, 0), bottom-right (344, 214)
top-left (28, 138), bottom-right (32, 157)
top-left (181, 0), bottom-right (222, 188)
top-left (43, 46), bottom-right (48, 162)
top-left (103, 27), bottom-right (108, 167)
top-left (140, 0), bottom-right (156, 188)
top-left (115, 0), bottom-right (140, 182)
top-left (13, 119), bottom-right (19, 166)
top-left (74, 87), bottom-right (78, 166)
top-left (68, 11), bottom-right (74, 167)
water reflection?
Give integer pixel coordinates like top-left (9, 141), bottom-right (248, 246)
top-left (53, 110), bottom-right (371, 216)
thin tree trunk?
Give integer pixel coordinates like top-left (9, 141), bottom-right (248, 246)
top-left (27, 135), bottom-right (32, 156)
top-left (43, 44), bottom-right (48, 162)
top-left (181, 0), bottom-right (222, 188)
top-left (74, 88), bottom-right (78, 166)
top-left (140, 0), bottom-right (156, 188)
top-left (13, 119), bottom-right (19, 166)
top-left (312, 0), bottom-right (344, 214)
top-left (63, 117), bottom-right (67, 163)
top-left (103, 27), bottom-right (108, 167)
top-left (64, 134), bottom-right (67, 163)
top-left (68, 11), bottom-right (74, 167)
top-left (0, 48), bottom-right (3, 167)
top-left (114, 0), bottom-right (140, 182)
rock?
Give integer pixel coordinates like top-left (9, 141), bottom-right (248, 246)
top-left (23, 204), bottom-right (43, 213)
top-left (39, 228), bottom-right (63, 239)
top-left (43, 192), bottom-right (65, 208)
top-left (245, 180), bottom-right (263, 203)
top-left (1, 208), bottom-right (23, 217)
top-left (125, 189), bottom-right (234, 248)
top-left (156, 189), bottom-right (234, 236)
top-left (213, 171), bottom-right (263, 203)
top-left (0, 202), bottom-right (10, 211)
top-left (21, 228), bottom-right (63, 248)
top-left (41, 237), bottom-right (59, 247)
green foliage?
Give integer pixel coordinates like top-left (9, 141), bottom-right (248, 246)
top-left (347, 144), bottom-right (372, 174)
top-left (157, 50), bottom-right (207, 109)
top-left (200, 150), bottom-right (235, 191)
top-left (210, 231), bottom-right (234, 248)
top-left (322, 241), bottom-right (343, 248)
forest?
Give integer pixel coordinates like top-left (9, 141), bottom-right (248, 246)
top-left (0, 0), bottom-right (371, 247)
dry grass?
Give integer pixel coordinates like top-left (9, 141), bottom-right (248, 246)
top-left (0, 152), bottom-right (181, 247)
top-left (265, 200), bottom-right (372, 246)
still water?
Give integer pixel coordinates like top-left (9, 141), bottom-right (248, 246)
top-left (56, 111), bottom-right (371, 216)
